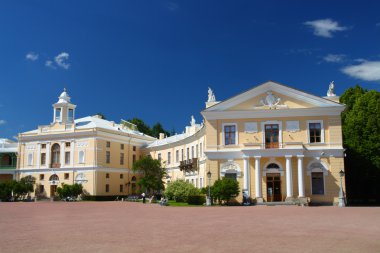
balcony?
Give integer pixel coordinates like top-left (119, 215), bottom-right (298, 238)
top-left (179, 158), bottom-right (198, 172)
top-left (51, 163), bottom-right (61, 168)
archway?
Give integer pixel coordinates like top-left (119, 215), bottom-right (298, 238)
top-left (51, 143), bottom-right (61, 168)
top-left (49, 174), bottom-right (59, 197)
top-left (265, 163), bottom-right (282, 202)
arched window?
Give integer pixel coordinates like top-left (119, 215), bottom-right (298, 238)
top-left (51, 143), bottom-right (60, 166)
top-left (1, 154), bottom-right (11, 165)
top-left (131, 176), bottom-right (137, 182)
top-left (49, 174), bottom-right (59, 182)
top-left (75, 173), bottom-right (87, 184)
top-left (267, 163), bottom-right (280, 169)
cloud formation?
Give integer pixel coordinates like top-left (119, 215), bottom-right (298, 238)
top-left (304, 19), bottom-right (347, 38)
top-left (341, 61), bottom-right (380, 81)
top-left (45, 60), bottom-right (56, 69)
top-left (26, 52), bottom-right (39, 61)
top-left (54, 52), bottom-right (70, 69)
top-left (0, 120), bottom-right (6, 126)
top-left (323, 54), bottom-right (345, 63)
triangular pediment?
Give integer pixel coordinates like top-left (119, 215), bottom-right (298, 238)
top-left (203, 81), bottom-right (343, 112)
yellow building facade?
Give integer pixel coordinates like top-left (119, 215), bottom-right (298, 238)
top-left (17, 89), bottom-right (155, 198)
top-left (148, 81), bottom-right (346, 205)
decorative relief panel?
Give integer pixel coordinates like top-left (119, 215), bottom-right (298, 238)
top-left (245, 122), bottom-right (258, 133)
top-left (76, 141), bottom-right (88, 148)
top-left (26, 145), bottom-right (36, 150)
top-left (286, 121), bottom-right (300, 132)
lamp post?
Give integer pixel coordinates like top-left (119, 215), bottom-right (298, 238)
top-left (338, 170), bottom-right (346, 207)
top-left (206, 169), bottom-right (212, 206)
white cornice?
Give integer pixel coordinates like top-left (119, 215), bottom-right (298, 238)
top-left (201, 107), bottom-right (344, 120)
top-left (17, 166), bottom-right (134, 173)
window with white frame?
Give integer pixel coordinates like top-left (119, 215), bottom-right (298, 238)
top-left (200, 143), bottom-right (202, 157)
top-left (308, 120), bottom-right (324, 143)
top-left (176, 150), bottom-right (179, 163)
top-left (223, 124), bottom-right (237, 145)
top-left (157, 153), bottom-right (161, 161)
top-left (191, 146), bottom-right (194, 159)
top-left (196, 144), bottom-right (199, 158)
top-left (27, 153), bottom-right (33, 166)
top-left (167, 152), bottom-right (171, 165)
top-left (79, 150), bottom-right (85, 164)
top-left (200, 178), bottom-right (203, 188)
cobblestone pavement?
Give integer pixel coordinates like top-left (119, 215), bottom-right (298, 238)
top-left (0, 202), bottom-right (379, 253)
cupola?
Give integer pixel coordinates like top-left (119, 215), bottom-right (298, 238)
top-left (52, 88), bottom-right (77, 124)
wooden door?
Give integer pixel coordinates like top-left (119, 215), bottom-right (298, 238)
top-left (266, 174), bottom-right (282, 202)
top-left (265, 124), bottom-right (279, 148)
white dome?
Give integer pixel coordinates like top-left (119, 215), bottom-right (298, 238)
top-left (57, 88), bottom-right (71, 103)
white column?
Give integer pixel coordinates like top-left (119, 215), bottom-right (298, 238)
top-left (243, 156), bottom-right (250, 196)
top-left (60, 141), bottom-right (65, 167)
top-left (285, 155), bottom-right (293, 198)
top-left (70, 140), bottom-right (75, 167)
top-left (297, 155), bottom-right (305, 197)
top-left (46, 142), bottom-right (51, 168)
top-left (254, 156), bottom-right (262, 199)
top-left (36, 143), bottom-right (41, 169)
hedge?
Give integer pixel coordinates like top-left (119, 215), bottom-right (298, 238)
top-left (187, 195), bottom-right (206, 205)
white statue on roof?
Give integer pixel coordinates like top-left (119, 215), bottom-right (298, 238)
top-left (327, 81), bottom-right (336, 97)
top-left (190, 115), bottom-right (196, 126)
top-left (208, 87), bottom-right (216, 102)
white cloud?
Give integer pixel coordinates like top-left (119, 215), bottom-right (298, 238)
top-left (0, 120), bottom-right (6, 125)
top-left (54, 52), bottom-right (70, 69)
top-left (45, 60), bottom-right (56, 69)
top-left (25, 52), bottom-right (39, 61)
top-left (304, 19), bottom-right (347, 38)
top-left (323, 54), bottom-right (345, 63)
top-left (341, 61), bottom-right (380, 81)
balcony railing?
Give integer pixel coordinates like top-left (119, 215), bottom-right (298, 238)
top-left (179, 158), bottom-right (198, 172)
top-left (0, 164), bottom-right (16, 170)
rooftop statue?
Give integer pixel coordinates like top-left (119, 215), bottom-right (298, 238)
top-left (208, 87), bottom-right (216, 102)
top-left (327, 81), bottom-right (336, 97)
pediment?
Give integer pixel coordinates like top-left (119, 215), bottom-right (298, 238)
top-left (203, 81), bottom-right (343, 112)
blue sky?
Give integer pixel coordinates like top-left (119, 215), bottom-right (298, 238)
top-left (0, 0), bottom-right (379, 139)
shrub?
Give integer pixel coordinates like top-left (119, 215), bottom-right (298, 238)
top-left (211, 178), bottom-right (240, 205)
top-left (56, 183), bottom-right (83, 200)
top-left (164, 180), bottom-right (200, 202)
top-left (187, 195), bottom-right (206, 205)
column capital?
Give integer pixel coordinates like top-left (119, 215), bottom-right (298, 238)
top-left (254, 156), bottom-right (261, 159)
top-left (242, 155), bottom-right (250, 160)
top-left (297, 155), bottom-right (305, 159)
top-left (285, 155), bottom-right (293, 159)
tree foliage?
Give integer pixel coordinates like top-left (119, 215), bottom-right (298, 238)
top-left (56, 183), bottom-right (83, 199)
top-left (0, 176), bottom-right (35, 201)
top-left (211, 178), bottom-right (240, 205)
top-left (340, 85), bottom-right (380, 204)
top-left (127, 118), bottom-right (171, 138)
top-left (132, 156), bottom-right (166, 193)
top-left (164, 180), bottom-right (200, 202)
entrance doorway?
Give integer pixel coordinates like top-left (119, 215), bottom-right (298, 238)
top-left (265, 124), bottom-right (279, 148)
top-left (266, 173), bottom-right (282, 202)
top-left (50, 185), bottom-right (57, 197)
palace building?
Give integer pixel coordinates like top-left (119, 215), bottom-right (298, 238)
top-left (16, 80), bottom-right (346, 204)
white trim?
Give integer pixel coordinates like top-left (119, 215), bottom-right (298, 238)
top-left (307, 120), bottom-right (325, 144)
top-left (261, 120), bottom-right (283, 148)
top-left (222, 123), bottom-right (238, 146)
top-left (262, 160), bottom-right (284, 176)
top-left (220, 160), bottom-right (242, 178)
top-left (306, 160), bottom-right (329, 176)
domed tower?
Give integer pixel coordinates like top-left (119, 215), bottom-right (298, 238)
top-left (52, 88), bottom-right (77, 124)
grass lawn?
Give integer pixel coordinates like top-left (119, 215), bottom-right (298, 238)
top-left (167, 200), bottom-right (204, 207)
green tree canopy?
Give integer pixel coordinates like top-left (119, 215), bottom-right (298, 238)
top-left (340, 85), bottom-right (380, 203)
top-left (128, 118), bottom-right (152, 136)
top-left (56, 183), bottom-right (83, 199)
top-left (151, 122), bottom-right (170, 139)
top-left (211, 178), bottom-right (240, 205)
top-left (164, 180), bottom-right (200, 202)
top-left (132, 156), bottom-right (166, 193)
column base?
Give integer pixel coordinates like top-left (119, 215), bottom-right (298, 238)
top-left (298, 197), bottom-right (309, 206)
top-left (285, 197), bottom-right (295, 203)
top-left (256, 197), bottom-right (264, 203)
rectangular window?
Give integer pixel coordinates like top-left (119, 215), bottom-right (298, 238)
top-left (55, 108), bottom-right (61, 121)
top-left (106, 184), bottom-right (109, 192)
top-left (196, 144), bottom-right (199, 158)
top-left (106, 173), bottom-right (110, 179)
top-left (309, 122), bottom-right (322, 143)
top-left (181, 149), bottom-right (184, 161)
top-left (200, 178), bottom-right (203, 188)
top-left (64, 173), bottom-right (69, 180)
top-left (65, 152), bottom-right (70, 165)
top-left (312, 172), bottom-right (324, 195)
top-left (120, 153), bottom-right (124, 165)
top-left (133, 146), bottom-right (136, 152)
top-left (41, 144), bottom-right (46, 149)
top-left (224, 125), bottom-right (236, 145)
top-left (120, 184), bottom-right (123, 193)
top-left (187, 148), bottom-right (189, 160)
top-left (39, 174), bottom-right (44, 180)
top-left (133, 154), bottom-right (136, 164)
top-left (191, 146), bottom-right (194, 159)
top-left (121, 144), bottom-right (124, 150)
top-left (176, 150), bottom-right (179, 163)
top-left (106, 141), bottom-right (111, 148)
top-left (79, 151), bottom-right (85, 164)
top-left (200, 143), bottom-right (202, 157)
top-left (41, 153), bottom-right (46, 165)
top-left (167, 152), bottom-right (171, 165)
top-left (65, 142), bottom-right (71, 148)
top-left (28, 154), bottom-right (33, 166)
top-left (120, 174), bottom-right (123, 179)
top-left (106, 151), bottom-right (110, 163)
top-left (68, 109), bottom-right (74, 122)
top-left (39, 185), bottom-right (45, 193)
top-left (158, 153), bottom-right (161, 161)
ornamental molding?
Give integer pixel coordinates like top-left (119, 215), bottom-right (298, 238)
top-left (253, 91), bottom-right (288, 109)
top-left (220, 160), bottom-right (242, 177)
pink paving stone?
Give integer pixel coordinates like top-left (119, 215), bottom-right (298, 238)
top-left (0, 202), bottom-right (379, 253)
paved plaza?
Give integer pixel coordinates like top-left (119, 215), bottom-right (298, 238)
top-left (0, 202), bottom-right (379, 253)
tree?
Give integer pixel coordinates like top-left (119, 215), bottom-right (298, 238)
top-left (95, 113), bottom-right (106, 119)
top-left (151, 122), bottom-right (170, 139)
top-left (128, 118), bottom-right (152, 136)
top-left (56, 183), bottom-right (83, 200)
top-left (211, 178), bottom-right (240, 205)
top-left (132, 156), bottom-right (166, 193)
top-left (0, 176), bottom-right (35, 201)
top-left (340, 85), bottom-right (380, 204)
top-left (164, 180), bottom-right (200, 202)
